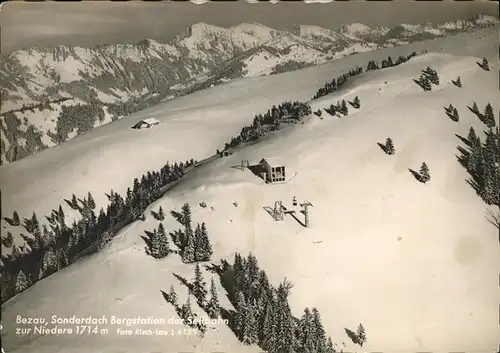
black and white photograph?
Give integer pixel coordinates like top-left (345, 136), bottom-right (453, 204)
top-left (0, 1), bottom-right (499, 352)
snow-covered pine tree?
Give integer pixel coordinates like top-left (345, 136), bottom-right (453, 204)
top-left (181, 296), bottom-right (194, 324)
top-left (385, 137), bottom-right (395, 155)
top-left (481, 57), bottom-right (490, 71)
top-left (87, 192), bottom-right (96, 210)
top-left (354, 96), bottom-right (360, 109)
top-left (97, 231), bottom-right (112, 250)
top-left (146, 227), bottom-right (170, 259)
top-left (15, 270), bottom-right (32, 292)
top-left (420, 75), bottom-right (432, 91)
top-left (168, 285), bottom-right (178, 305)
top-left (70, 194), bottom-right (78, 209)
top-left (157, 222), bottom-right (170, 253)
top-left (158, 206), bottom-right (165, 220)
top-left (242, 303), bottom-right (259, 345)
top-left (471, 101), bottom-right (479, 114)
top-left (12, 211), bottom-right (20, 226)
top-left (262, 293), bottom-right (278, 351)
top-left (298, 308), bottom-right (316, 353)
top-left (451, 107), bottom-right (459, 122)
top-left (193, 262), bottom-right (207, 305)
top-left (2, 231), bottom-right (14, 247)
top-left (234, 291), bottom-right (247, 337)
top-left (56, 248), bottom-right (68, 269)
top-left (38, 246), bottom-right (58, 279)
top-left (356, 323), bottom-right (366, 347)
top-left (483, 103), bottom-right (496, 128)
top-left (182, 230), bottom-right (196, 263)
top-left (274, 282), bottom-right (298, 353)
top-left (467, 127), bottom-right (479, 147)
top-left (367, 60), bottom-right (378, 71)
top-left (206, 278), bottom-right (220, 319)
top-left (419, 162), bottom-right (431, 183)
top-left (312, 308), bottom-right (327, 352)
top-left (326, 337), bottom-right (335, 353)
top-left (340, 100), bottom-right (348, 115)
top-left (455, 76), bottom-right (462, 87)
top-left (429, 69), bottom-right (439, 85)
top-left (197, 223), bottom-right (213, 262)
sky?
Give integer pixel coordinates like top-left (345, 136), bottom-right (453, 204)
top-left (0, 0), bottom-right (497, 55)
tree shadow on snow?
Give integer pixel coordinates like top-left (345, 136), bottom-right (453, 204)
top-left (377, 142), bottom-right (388, 154)
top-left (408, 168), bottom-right (423, 183)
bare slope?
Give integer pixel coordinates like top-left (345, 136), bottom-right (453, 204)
top-left (2, 29), bottom-right (499, 353)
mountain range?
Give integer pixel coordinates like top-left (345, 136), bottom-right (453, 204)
top-left (0, 14), bottom-right (498, 164)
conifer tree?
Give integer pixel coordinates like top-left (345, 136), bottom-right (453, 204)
top-left (197, 222), bottom-right (213, 262)
top-left (467, 127), bottom-right (479, 147)
top-left (146, 226), bottom-right (170, 259)
top-left (455, 76), bottom-right (462, 87)
top-left (39, 246), bottom-right (58, 278)
top-left (87, 192), bottom-right (96, 209)
top-left (242, 303), bottom-right (259, 345)
top-left (419, 162), bottom-right (431, 183)
top-left (451, 107), bottom-right (459, 122)
top-left (262, 296), bottom-right (278, 351)
top-left (206, 278), bottom-right (220, 319)
top-left (193, 262), bottom-right (207, 305)
top-left (312, 308), bottom-right (327, 352)
top-left (340, 100), bottom-right (348, 115)
top-left (298, 308), bottom-right (316, 353)
top-left (2, 231), bottom-right (14, 247)
top-left (421, 75), bottom-right (432, 91)
top-left (70, 194), bottom-right (78, 209)
top-left (158, 206), bottom-right (165, 221)
top-left (169, 285), bottom-right (178, 305)
top-left (56, 248), bottom-right (68, 269)
top-left (12, 211), bottom-right (20, 226)
top-left (353, 96), bottom-right (360, 109)
top-left (182, 230), bottom-right (196, 263)
top-left (181, 296), bottom-right (193, 323)
top-left (471, 101), bottom-right (479, 114)
top-left (385, 137), bottom-right (395, 155)
top-left (234, 291), bottom-right (247, 337)
top-left (483, 103), bottom-right (496, 128)
top-left (326, 337), bottom-right (335, 353)
top-left (481, 57), bottom-right (490, 71)
top-left (15, 270), bottom-right (32, 292)
top-left (98, 231), bottom-right (112, 250)
top-left (356, 323), bottom-right (366, 347)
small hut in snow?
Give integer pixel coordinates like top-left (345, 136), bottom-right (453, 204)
top-left (131, 117), bottom-right (160, 129)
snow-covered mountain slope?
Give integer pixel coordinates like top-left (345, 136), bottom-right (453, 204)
top-left (2, 26), bottom-right (499, 353)
top-left (1, 15), bottom-right (498, 164)
top-left (1, 27), bottom-right (498, 250)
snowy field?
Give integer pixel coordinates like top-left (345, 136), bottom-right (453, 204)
top-left (1, 27), bottom-right (500, 353)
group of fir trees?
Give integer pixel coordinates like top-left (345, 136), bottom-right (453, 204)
top-left (470, 101), bottom-right (496, 128)
top-left (324, 99), bottom-right (349, 117)
top-left (445, 104), bottom-right (460, 122)
top-left (144, 222), bottom-right (171, 259)
top-left (210, 252), bottom-right (339, 353)
top-left (366, 52), bottom-right (418, 72)
top-left (478, 57), bottom-right (490, 71)
top-left (457, 124), bottom-right (500, 206)
top-left (170, 203), bottom-right (213, 263)
top-left (312, 66), bottom-right (363, 100)
top-left (414, 66), bottom-right (440, 91)
top-left (345, 324), bottom-right (367, 347)
top-left (380, 137), bottom-right (395, 155)
top-left (164, 264), bottom-right (220, 334)
top-left (223, 101), bottom-right (312, 150)
top-left (1, 158), bottom-right (195, 302)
